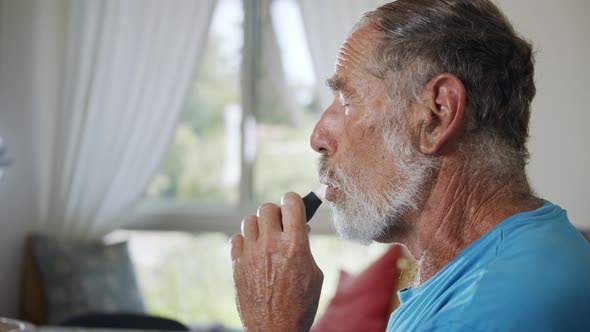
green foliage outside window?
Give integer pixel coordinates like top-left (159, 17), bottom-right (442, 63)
top-left (130, 232), bottom-right (389, 329)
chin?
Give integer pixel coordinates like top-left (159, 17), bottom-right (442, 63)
top-left (331, 213), bottom-right (399, 246)
top-left (327, 187), bottom-right (418, 245)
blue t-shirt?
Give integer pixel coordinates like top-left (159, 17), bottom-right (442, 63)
top-left (386, 201), bottom-right (590, 332)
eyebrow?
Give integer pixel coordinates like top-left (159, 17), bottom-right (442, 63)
top-left (327, 77), bottom-right (358, 100)
top-left (326, 77), bottom-right (345, 92)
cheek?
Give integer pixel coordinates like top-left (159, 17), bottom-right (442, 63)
top-left (346, 120), bottom-right (387, 162)
top-left (338, 98), bottom-right (393, 179)
top-left (346, 97), bottom-right (388, 145)
top-left (340, 130), bottom-right (393, 181)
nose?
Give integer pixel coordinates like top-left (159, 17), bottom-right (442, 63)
top-left (310, 102), bottom-right (338, 156)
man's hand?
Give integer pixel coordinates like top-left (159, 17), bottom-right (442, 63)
top-left (230, 192), bottom-right (324, 332)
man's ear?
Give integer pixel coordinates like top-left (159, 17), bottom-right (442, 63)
top-left (413, 73), bottom-right (466, 155)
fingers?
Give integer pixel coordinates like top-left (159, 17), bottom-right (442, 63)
top-left (257, 203), bottom-right (283, 235)
top-left (241, 215), bottom-right (259, 240)
top-left (238, 194), bottom-right (308, 245)
top-left (281, 192), bottom-right (308, 237)
top-left (230, 234), bottom-right (243, 260)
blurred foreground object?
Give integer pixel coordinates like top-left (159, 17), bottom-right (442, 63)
top-left (0, 318), bottom-right (35, 332)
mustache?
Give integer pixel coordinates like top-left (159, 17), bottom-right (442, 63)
top-left (317, 156), bottom-right (342, 189)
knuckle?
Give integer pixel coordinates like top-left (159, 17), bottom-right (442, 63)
top-left (230, 233), bottom-right (242, 244)
top-left (281, 192), bottom-right (302, 206)
top-left (242, 215), bottom-right (257, 223)
top-left (283, 191), bottom-right (301, 200)
top-left (240, 216), bottom-right (259, 236)
top-left (290, 232), bottom-right (308, 244)
top-left (241, 215), bottom-right (257, 228)
top-left (258, 202), bottom-right (280, 214)
top-left (260, 202), bottom-right (279, 209)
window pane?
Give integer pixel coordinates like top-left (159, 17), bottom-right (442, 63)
top-left (126, 231), bottom-right (389, 329)
top-left (147, 0), bottom-right (243, 203)
top-left (128, 231), bottom-right (240, 328)
top-left (254, 0), bottom-right (320, 202)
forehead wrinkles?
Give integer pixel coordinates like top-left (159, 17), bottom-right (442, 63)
top-left (335, 25), bottom-right (381, 78)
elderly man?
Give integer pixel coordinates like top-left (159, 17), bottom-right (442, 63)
top-left (230, 0), bottom-right (590, 331)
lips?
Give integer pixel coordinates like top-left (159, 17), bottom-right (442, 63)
top-left (324, 184), bottom-right (340, 201)
top-left (317, 157), bottom-right (342, 201)
top-left (320, 180), bottom-right (338, 191)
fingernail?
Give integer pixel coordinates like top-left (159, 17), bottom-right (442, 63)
top-left (280, 196), bottom-right (285, 205)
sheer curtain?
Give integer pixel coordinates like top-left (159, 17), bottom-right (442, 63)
top-left (297, 0), bottom-right (388, 109)
top-left (34, 0), bottom-right (216, 240)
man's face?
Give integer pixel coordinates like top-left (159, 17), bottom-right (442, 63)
top-left (310, 24), bottom-right (438, 244)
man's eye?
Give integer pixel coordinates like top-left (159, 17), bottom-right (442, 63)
top-left (342, 103), bottom-right (350, 108)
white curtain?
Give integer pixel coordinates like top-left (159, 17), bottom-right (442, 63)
top-left (34, 0), bottom-right (216, 240)
top-left (259, 0), bottom-right (297, 125)
top-left (297, 0), bottom-right (389, 109)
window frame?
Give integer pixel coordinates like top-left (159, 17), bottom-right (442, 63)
top-left (127, 0), bottom-right (334, 236)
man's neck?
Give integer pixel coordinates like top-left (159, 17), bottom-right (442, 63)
top-left (399, 155), bottom-right (543, 286)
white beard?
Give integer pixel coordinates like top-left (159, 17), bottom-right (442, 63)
top-left (317, 121), bottom-right (439, 245)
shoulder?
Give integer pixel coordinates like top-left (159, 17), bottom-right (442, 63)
top-left (491, 202), bottom-right (590, 277)
top-left (427, 223), bottom-right (590, 330)
top-left (423, 204), bottom-right (590, 330)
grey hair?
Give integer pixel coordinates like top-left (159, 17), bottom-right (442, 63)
top-left (363, 0), bottom-right (536, 175)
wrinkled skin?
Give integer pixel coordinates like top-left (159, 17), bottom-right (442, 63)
top-left (230, 192), bottom-right (323, 332)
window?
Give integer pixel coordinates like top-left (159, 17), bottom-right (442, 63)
top-left (146, 0), bottom-right (319, 206)
top-left (146, 0), bottom-right (244, 203)
top-left (130, 0), bottom-right (390, 328)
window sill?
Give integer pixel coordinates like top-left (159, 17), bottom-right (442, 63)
top-left (126, 198), bottom-right (336, 235)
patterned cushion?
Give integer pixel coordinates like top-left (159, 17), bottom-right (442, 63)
top-left (30, 233), bottom-right (146, 324)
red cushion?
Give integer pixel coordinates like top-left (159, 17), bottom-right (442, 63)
top-left (311, 245), bottom-right (403, 332)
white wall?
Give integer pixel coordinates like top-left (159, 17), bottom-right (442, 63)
top-left (495, 0), bottom-right (590, 229)
top-left (0, 0), bottom-right (588, 317)
top-left (0, 0), bottom-right (40, 317)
